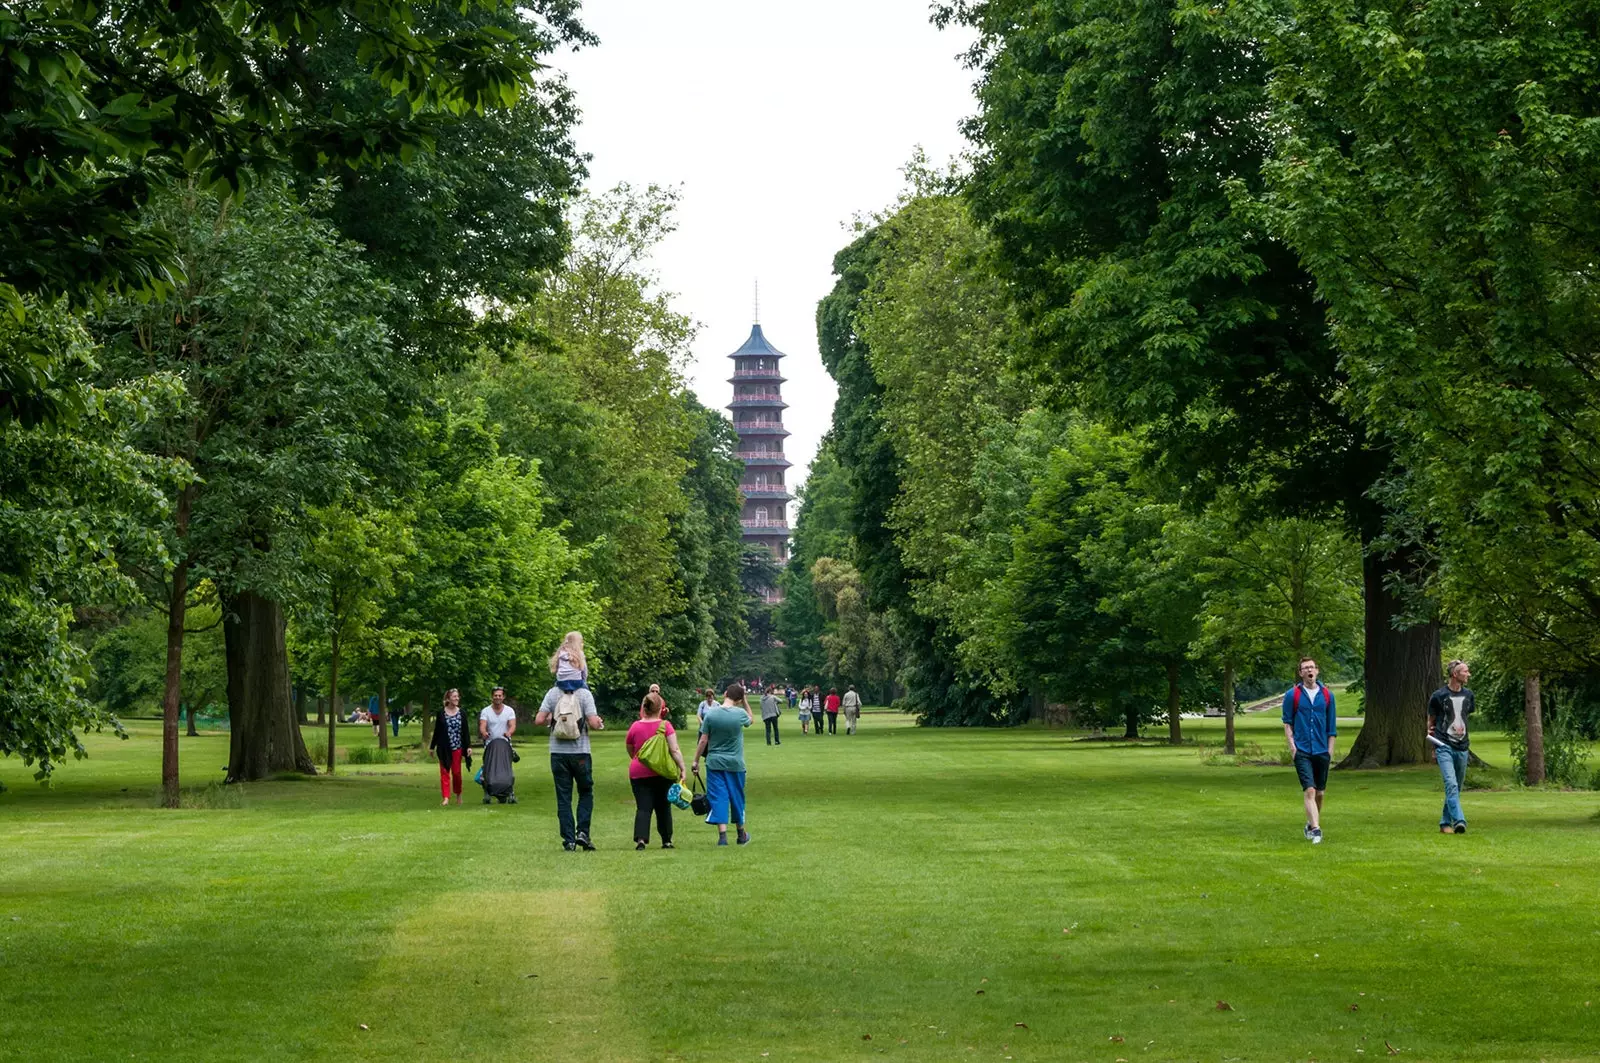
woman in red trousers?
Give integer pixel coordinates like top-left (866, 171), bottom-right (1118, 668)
top-left (429, 688), bottom-right (471, 805)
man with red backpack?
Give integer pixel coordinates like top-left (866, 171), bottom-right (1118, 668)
top-left (1282, 657), bottom-right (1338, 844)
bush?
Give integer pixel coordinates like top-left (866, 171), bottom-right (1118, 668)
top-left (1509, 709), bottom-right (1595, 788)
top-left (177, 781), bottom-right (243, 809)
top-left (303, 733), bottom-right (328, 764)
top-left (345, 746), bottom-right (392, 765)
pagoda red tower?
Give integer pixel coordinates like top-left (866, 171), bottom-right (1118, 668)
top-left (727, 322), bottom-right (793, 584)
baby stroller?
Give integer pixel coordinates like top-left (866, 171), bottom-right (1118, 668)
top-left (478, 735), bottom-right (517, 804)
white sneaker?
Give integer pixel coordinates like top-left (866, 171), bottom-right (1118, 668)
top-left (1311, 828), bottom-right (1323, 844)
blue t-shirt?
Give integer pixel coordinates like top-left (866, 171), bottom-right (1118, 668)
top-left (1282, 683), bottom-right (1337, 756)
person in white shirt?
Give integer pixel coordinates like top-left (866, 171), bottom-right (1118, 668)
top-left (479, 686), bottom-right (517, 742)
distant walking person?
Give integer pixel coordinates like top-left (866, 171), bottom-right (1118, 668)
top-left (841, 685), bottom-right (862, 735)
top-left (824, 688), bottom-right (841, 734)
top-left (1282, 658), bottom-right (1337, 844)
top-left (1428, 660), bottom-right (1475, 834)
top-left (760, 685), bottom-right (783, 746)
top-left (550, 631), bottom-right (589, 692)
top-left (429, 689), bottom-right (471, 807)
top-left (627, 692), bottom-right (686, 849)
top-left (535, 683), bottom-right (606, 850)
top-left (809, 688), bottom-right (824, 736)
top-left (693, 683), bottom-right (753, 846)
top-left (697, 688), bottom-right (716, 722)
top-left (798, 690), bottom-right (813, 734)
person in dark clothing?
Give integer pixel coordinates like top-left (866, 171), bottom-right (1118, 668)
top-left (1427, 659), bottom-right (1475, 834)
top-left (428, 688), bottom-right (472, 806)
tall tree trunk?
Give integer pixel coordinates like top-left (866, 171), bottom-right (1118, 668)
top-left (326, 633), bottom-right (340, 775)
top-left (1339, 550), bottom-right (1439, 768)
top-left (377, 676), bottom-right (389, 752)
top-left (1122, 704), bottom-right (1139, 739)
top-left (1523, 670), bottom-right (1545, 785)
top-left (159, 486), bottom-right (194, 809)
top-left (1222, 661), bottom-right (1236, 756)
top-left (315, 696), bottom-right (324, 726)
top-left (224, 590), bottom-right (316, 782)
top-left (186, 702), bottom-right (198, 737)
top-left (294, 684), bottom-right (307, 724)
top-left (1165, 659), bottom-right (1182, 745)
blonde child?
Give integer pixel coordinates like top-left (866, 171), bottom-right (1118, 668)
top-left (550, 632), bottom-right (589, 692)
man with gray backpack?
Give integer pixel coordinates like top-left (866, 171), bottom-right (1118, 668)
top-left (535, 684), bottom-right (606, 850)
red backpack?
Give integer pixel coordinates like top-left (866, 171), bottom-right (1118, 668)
top-left (1291, 683), bottom-right (1334, 719)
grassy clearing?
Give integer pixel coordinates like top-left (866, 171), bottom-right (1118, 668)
top-left (2, 712), bottom-right (1598, 1062)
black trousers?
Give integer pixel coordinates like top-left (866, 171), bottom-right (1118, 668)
top-left (550, 752), bottom-right (594, 843)
top-left (764, 717), bottom-right (781, 744)
top-left (630, 776), bottom-right (673, 844)
top-left (827, 712), bottom-right (838, 734)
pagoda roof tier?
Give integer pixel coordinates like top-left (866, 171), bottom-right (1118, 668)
top-left (728, 396), bottom-right (789, 410)
top-left (736, 454), bottom-right (792, 466)
top-left (727, 323), bottom-right (786, 359)
top-left (739, 486), bottom-right (794, 500)
top-left (734, 424), bottom-right (790, 437)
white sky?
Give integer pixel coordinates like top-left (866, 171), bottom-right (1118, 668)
top-left (557, 1), bottom-right (978, 502)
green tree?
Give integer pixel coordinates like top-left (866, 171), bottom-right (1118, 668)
top-left (0, 0), bottom-right (581, 315)
top-left (298, 503), bottom-right (412, 773)
top-left (380, 409), bottom-right (599, 738)
top-left (0, 301), bottom-right (179, 779)
top-left (810, 557), bottom-right (899, 701)
top-left (941, 0), bottom-right (1439, 762)
top-left (815, 219), bottom-right (1013, 724)
top-left (778, 439), bottom-right (853, 685)
top-left (1182, 504), bottom-right (1364, 753)
top-left (1250, 0), bottom-right (1600, 767)
top-left (93, 183), bottom-right (397, 784)
top-left (471, 184), bottom-right (708, 712)
top-left (999, 424), bottom-right (1167, 737)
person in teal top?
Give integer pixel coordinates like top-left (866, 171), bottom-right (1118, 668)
top-left (693, 683), bottom-right (753, 846)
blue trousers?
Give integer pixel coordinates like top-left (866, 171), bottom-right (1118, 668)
top-left (1436, 745), bottom-right (1469, 826)
top-left (705, 769), bottom-right (746, 826)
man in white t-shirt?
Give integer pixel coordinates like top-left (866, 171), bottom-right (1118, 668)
top-left (479, 686), bottom-right (517, 742)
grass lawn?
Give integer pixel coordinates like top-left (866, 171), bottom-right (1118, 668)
top-left (2, 711), bottom-right (1598, 1062)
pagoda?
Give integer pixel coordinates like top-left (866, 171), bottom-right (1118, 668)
top-left (727, 321), bottom-right (793, 584)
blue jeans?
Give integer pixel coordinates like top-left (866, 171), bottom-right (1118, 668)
top-left (1436, 745), bottom-right (1469, 826)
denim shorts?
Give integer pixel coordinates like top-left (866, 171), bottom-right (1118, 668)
top-left (1294, 751), bottom-right (1331, 792)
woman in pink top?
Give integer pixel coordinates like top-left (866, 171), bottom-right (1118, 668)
top-left (626, 692), bottom-right (686, 850)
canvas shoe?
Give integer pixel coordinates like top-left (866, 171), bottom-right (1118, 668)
top-left (562, 841), bottom-right (578, 852)
top-left (1303, 824), bottom-right (1313, 840)
top-left (1453, 822), bottom-right (1467, 834)
top-left (736, 828), bottom-right (750, 845)
top-left (575, 831), bottom-right (596, 851)
top-left (1310, 828), bottom-right (1323, 844)
top-left (717, 834), bottom-right (729, 846)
